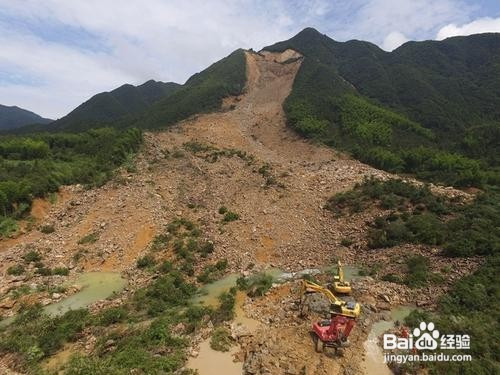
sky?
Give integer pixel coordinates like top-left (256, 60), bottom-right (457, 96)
top-left (0, 0), bottom-right (499, 119)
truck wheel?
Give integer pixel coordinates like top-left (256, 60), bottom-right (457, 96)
top-left (314, 335), bottom-right (324, 353)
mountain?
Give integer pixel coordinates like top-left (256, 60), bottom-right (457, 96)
top-left (50, 80), bottom-right (181, 131)
top-left (0, 104), bottom-right (52, 130)
top-left (264, 28), bottom-right (500, 185)
top-left (45, 49), bottom-right (246, 132)
top-left (134, 48), bottom-right (247, 129)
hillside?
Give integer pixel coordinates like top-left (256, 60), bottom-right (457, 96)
top-left (134, 48), bottom-right (247, 129)
top-left (264, 28), bottom-right (500, 186)
top-left (49, 80), bottom-right (180, 132)
top-left (0, 104), bottom-right (52, 131)
top-left (0, 30), bottom-right (498, 375)
top-left (0, 48), bottom-right (493, 375)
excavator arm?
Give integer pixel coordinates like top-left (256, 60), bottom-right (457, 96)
top-left (301, 280), bottom-right (361, 318)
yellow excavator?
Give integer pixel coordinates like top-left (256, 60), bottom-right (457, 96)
top-left (300, 279), bottom-right (361, 319)
top-left (333, 261), bottom-right (352, 294)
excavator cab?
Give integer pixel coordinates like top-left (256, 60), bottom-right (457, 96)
top-left (312, 313), bottom-right (356, 353)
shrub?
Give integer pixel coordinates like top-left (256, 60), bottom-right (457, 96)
top-left (36, 266), bottom-right (52, 276)
top-left (218, 206), bottom-right (228, 214)
top-left (242, 272), bottom-right (274, 297)
top-left (137, 255), bottom-right (156, 269)
top-left (199, 241), bottom-right (214, 257)
top-left (78, 232), bottom-right (99, 245)
top-left (0, 218), bottom-right (18, 238)
top-left (340, 238), bottom-right (354, 247)
top-left (223, 211), bottom-right (240, 222)
top-left (212, 288), bottom-right (236, 323)
top-left (53, 267), bottom-right (69, 276)
top-left (210, 327), bottom-right (233, 352)
top-left (381, 273), bottom-right (401, 283)
top-left (7, 264), bottom-right (25, 276)
top-left (196, 259), bottom-right (228, 284)
top-left (158, 261), bottom-right (174, 274)
top-left (40, 224), bottom-right (55, 234)
top-left (96, 307), bottom-right (128, 326)
top-left (404, 255), bottom-right (430, 288)
top-left (134, 273), bottom-right (196, 317)
top-left (23, 250), bottom-right (42, 263)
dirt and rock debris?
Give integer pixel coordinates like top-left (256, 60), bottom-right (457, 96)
top-left (0, 49), bottom-right (480, 374)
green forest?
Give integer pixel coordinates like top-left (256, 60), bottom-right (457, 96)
top-left (0, 128), bottom-right (142, 237)
top-left (265, 28), bottom-right (500, 188)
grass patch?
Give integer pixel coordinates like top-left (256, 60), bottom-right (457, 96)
top-left (210, 327), bottom-right (233, 352)
top-left (77, 232), bottom-right (99, 245)
top-left (222, 211), bottom-right (240, 223)
top-left (7, 264), bottom-right (25, 276)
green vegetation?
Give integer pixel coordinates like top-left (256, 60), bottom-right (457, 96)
top-left (210, 327), bottom-right (234, 352)
top-left (340, 238), bottom-right (354, 247)
top-left (237, 272), bottom-right (274, 297)
top-left (23, 250), bottom-right (42, 263)
top-left (402, 256), bottom-right (500, 374)
top-left (52, 267), bottom-right (69, 276)
top-left (49, 81), bottom-right (180, 132)
top-left (77, 232), bottom-right (99, 245)
top-left (222, 211), bottom-right (240, 223)
top-left (0, 127), bottom-right (142, 237)
top-left (0, 103), bottom-right (52, 131)
top-left (183, 141), bottom-right (255, 165)
top-left (39, 224), bottom-right (55, 234)
top-left (403, 255), bottom-right (444, 288)
top-left (138, 49), bottom-right (246, 129)
top-left (7, 264), bottom-right (24, 276)
top-left (265, 28), bottom-right (500, 187)
top-left (212, 287), bottom-right (237, 324)
top-left (0, 306), bottom-right (90, 368)
top-left (328, 178), bottom-right (499, 258)
top-left (196, 259), bottom-right (228, 283)
top-left (327, 177), bottom-right (499, 371)
top-left (136, 254), bottom-right (156, 269)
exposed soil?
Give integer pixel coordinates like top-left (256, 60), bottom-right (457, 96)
top-left (0, 49), bottom-right (479, 374)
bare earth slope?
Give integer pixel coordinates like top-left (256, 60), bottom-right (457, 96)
top-left (0, 50), bottom-right (476, 374)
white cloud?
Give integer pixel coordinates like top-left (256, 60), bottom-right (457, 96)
top-left (436, 17), bottom-right (500, 40)
top-left (0, 0), bottom-right (496, 118)
top-left (330, 0), bottom-right (472, 42)
top-left (0, 0), bottom-right (297, 118)
top-left (382, 31), bottom-right (409, 51)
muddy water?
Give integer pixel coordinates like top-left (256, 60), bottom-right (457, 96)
top-left (363, 306), bottom-right (415, 375)
top-left (191, 273), bottom-right (240, 307)
top-left (188, 272), bottom-right (273, 375)
top-left (44, 272), bottom-right (126, 316)
top-left (0, 272), bottom-right (126, 327)
top-left (187, 338), bottom-right (243, 374)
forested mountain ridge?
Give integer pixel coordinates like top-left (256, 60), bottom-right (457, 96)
top-left (264, 28), bottom-right (500, 186)
top-left (49, 80), bottom-right (181, 132)
top-left (0, 104), bottom-right (52, 131)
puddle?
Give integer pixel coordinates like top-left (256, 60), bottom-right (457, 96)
top-left (192, 273), bottom-right (241, 307)
top-left (363, 306), bottom-right (415, 375)
top-left (189, 273), bottom-right (270, 374)
top-left (0, 272), bottom-right (126, 327)
top-left (187, 338), bottom-right (243, 375)
top-left (192, 269), bottom-right (283, 307)
top-left (320, 265), bottom-right (360, 282)
top-left (44, 272), bottom-right (126, 316)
